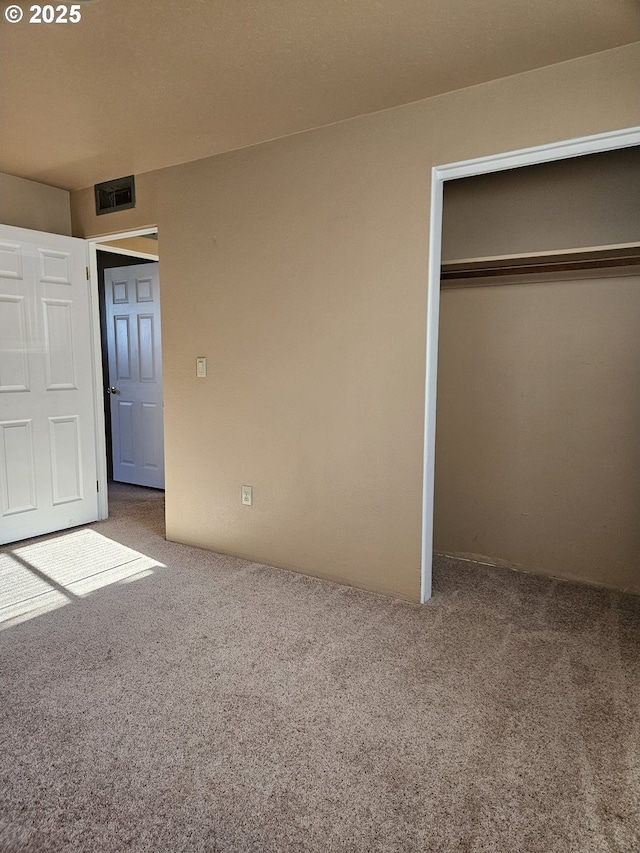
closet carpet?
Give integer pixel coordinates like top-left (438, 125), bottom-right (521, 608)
top-left (1, 483), bottom-right (638, 852)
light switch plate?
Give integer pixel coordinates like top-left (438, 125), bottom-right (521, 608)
top-left (196, 357), bottom-right (207, 377)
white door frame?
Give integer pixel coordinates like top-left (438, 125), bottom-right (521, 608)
top-left (87, 227), bottom-right (159, 519)
top-left (420, 125), bottom-right (640, 604)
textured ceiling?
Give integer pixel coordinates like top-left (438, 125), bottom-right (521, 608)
top-left (1, 0), bottom-right (638, 190)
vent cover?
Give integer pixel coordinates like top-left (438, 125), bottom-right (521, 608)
top-left (94, 175), bottom-right (136, 215)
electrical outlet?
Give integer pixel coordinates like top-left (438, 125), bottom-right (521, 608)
top-left (241, 485), bottom-right (252, 506)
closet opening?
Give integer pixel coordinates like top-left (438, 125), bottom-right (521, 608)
top-left (430, 145), bottom-right (640, 598)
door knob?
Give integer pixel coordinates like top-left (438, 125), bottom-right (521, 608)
top-left (106, 386), bottom-right (118, 394)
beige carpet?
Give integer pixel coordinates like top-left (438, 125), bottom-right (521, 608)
top-left (1, 483), bottom-right (638, 852)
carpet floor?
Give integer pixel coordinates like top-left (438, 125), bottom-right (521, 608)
top-left (1, 483), bottom-right (638, 853)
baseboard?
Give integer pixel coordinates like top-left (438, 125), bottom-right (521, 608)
top-left (433, 550), bottom-right (640, 597)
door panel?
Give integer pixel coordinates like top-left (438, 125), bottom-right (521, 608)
top-left (105, 263), bottom-right (164, 488)
top-left (0, 420), bottom-right (37, 514)
top-left (138, 315), bottom-right (156, 380)
top-left (0, 295), bottom-right (29, 391)
top-left (0, 225), bottom-right (99, 544)
top-left (43, 298), bottom-right (76, 388)
top-left (114, 316), bottom-right (132, 379)
top-left (49, 415), bottom-right (83, 504)
top-left (117, 400), bottom-right (135, 465)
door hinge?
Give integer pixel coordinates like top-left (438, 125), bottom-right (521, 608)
top-left (86, 266), bottom-right (90, 280)
top-left (97, 480), bottom-right (100, 492)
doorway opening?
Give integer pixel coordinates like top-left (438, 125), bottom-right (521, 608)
top-left (88, 228), bottom-right (162, 521)
top-left (420, 126), bottom-right (640, 603)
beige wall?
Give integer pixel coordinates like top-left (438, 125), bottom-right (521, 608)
top-left (71, 44), bottom-right (640, 600)
top-left (0, 173), bottom-right (71, 235)
top-left (442, 146), bottom-right (640, 262)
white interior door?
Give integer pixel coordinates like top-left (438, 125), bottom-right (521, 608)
top-left (104, 263), bottom-right (164, 489)
top-left (0, 225), bottom-right (99, 545)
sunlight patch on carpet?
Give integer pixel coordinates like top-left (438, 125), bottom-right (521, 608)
top-left (0, 529), bottom-right (166, 629)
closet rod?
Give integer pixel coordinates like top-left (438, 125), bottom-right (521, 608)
top-left (441, 247), bottom-right (640, 281)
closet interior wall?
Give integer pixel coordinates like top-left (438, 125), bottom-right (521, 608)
top-left (434, 147), bottom-right (640, 594)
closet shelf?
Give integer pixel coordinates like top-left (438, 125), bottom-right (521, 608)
top-left (441, 243), bottom-right (640, 282)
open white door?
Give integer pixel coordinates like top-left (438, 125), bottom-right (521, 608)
top-left (0, 225), bottom-right (99, 544)
top-left (104, 263), bottom-right (164, 489)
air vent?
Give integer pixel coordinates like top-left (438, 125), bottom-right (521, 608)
top-left (94, 175), bottom-right (136, 215)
